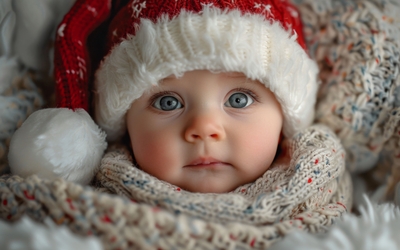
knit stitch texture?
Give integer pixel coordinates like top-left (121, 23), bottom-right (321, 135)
top-left (294, 0), bottom-right (400, 202)
top-left (0, 124), bottom-right (352, 249)
top-left (0, 65), bottom-right (44, 174)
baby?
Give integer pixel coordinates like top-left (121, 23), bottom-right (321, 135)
top-left (10, 0), bottom-right (319, 193)
top-left (92, 0), bottom-right (318, 193)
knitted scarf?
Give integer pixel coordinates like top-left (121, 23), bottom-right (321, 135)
top-left (0, 124), bottom-right (352, 249)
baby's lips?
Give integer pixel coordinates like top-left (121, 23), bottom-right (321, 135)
top-left (185, 156), bottom-right (227, 167)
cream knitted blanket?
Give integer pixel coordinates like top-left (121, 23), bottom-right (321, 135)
top-left (295, 0), bottom-right (400, 202)
top-left (0, 124), bottom-right (352, 249)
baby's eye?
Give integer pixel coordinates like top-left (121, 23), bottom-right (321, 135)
top-left (153, 96), bottom-right (183, 111)
top-left (224, 92), bottom-right (254, 108)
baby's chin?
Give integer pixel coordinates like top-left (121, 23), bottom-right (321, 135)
top-left (176, 178), bottom-right (243, 193)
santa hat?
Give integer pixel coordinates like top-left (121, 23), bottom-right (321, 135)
top-left (8, 0), bottom-right (318, 184)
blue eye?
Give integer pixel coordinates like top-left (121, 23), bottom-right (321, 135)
top-left (153, 96), bottom-right (183, 111)
top-left (225, 92), bottom-right (254, 108)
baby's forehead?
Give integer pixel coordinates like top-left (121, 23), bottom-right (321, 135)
top-left (218, 72), bottom-right (260, 85)
top-left (162, 71), bottom-right (254, 83)
top-left (154, 71), bottom-right (264, 95)
top-left (220, 72), bottom-right (247, 78)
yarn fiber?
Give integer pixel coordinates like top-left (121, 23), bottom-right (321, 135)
top-left (0, 124), bottom-right (352, 249)
top-left (295, 0), bottom-right (400, 201)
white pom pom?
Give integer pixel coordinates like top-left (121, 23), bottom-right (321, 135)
top-left (8, 108), bottom-right (107, 185)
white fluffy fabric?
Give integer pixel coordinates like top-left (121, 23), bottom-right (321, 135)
top-left (0, 0), bottom-right (76, 71)
top-left (95, 6), bottom-right (319, 141)
top-left (270, 195), bottom-right (400, 250)
top-left (0, 216), bottom-right (102, 250)
top-left (8, 108), bottom-right (107, 185)
top-left (0, 56), bottom-right (18, 94)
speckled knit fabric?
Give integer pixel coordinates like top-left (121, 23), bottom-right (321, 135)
top-left (294, 0), bottom-right (400, 201)
top-left (0, 64), bottom-right (44, 175)
top-left (0, 0), bottom-right (73, 175)
top-left (0, 124), bottom-right (352, 249)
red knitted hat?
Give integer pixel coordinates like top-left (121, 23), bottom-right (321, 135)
top-left (56, 0), bottom-right (318, 141)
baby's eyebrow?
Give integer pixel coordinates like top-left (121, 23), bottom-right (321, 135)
top-left (223, 73), bottom-right (259, 83)
top-left (224, 73), bottom-right (259, 85)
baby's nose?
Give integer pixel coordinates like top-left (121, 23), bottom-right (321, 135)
top-left (184, 113), bottom-right (226, 142)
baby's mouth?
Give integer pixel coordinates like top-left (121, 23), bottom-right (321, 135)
top-left (184, 157), bottom-right (230, 168)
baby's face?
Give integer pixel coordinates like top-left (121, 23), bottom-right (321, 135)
top-left (126, 70), bottom-right (283, 193)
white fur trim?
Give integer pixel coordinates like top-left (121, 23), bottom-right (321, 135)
top-left (8, 108), bottom-right (107, 185)
top-left (269, 195), bottom-right (400, 250)
top-left (95, 6), bottom-right (319, 141)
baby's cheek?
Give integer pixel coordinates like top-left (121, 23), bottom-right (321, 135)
top-left (240, 125), bottom-right (280, 173)
top-left (131, 131), bottom-right (180, 179)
